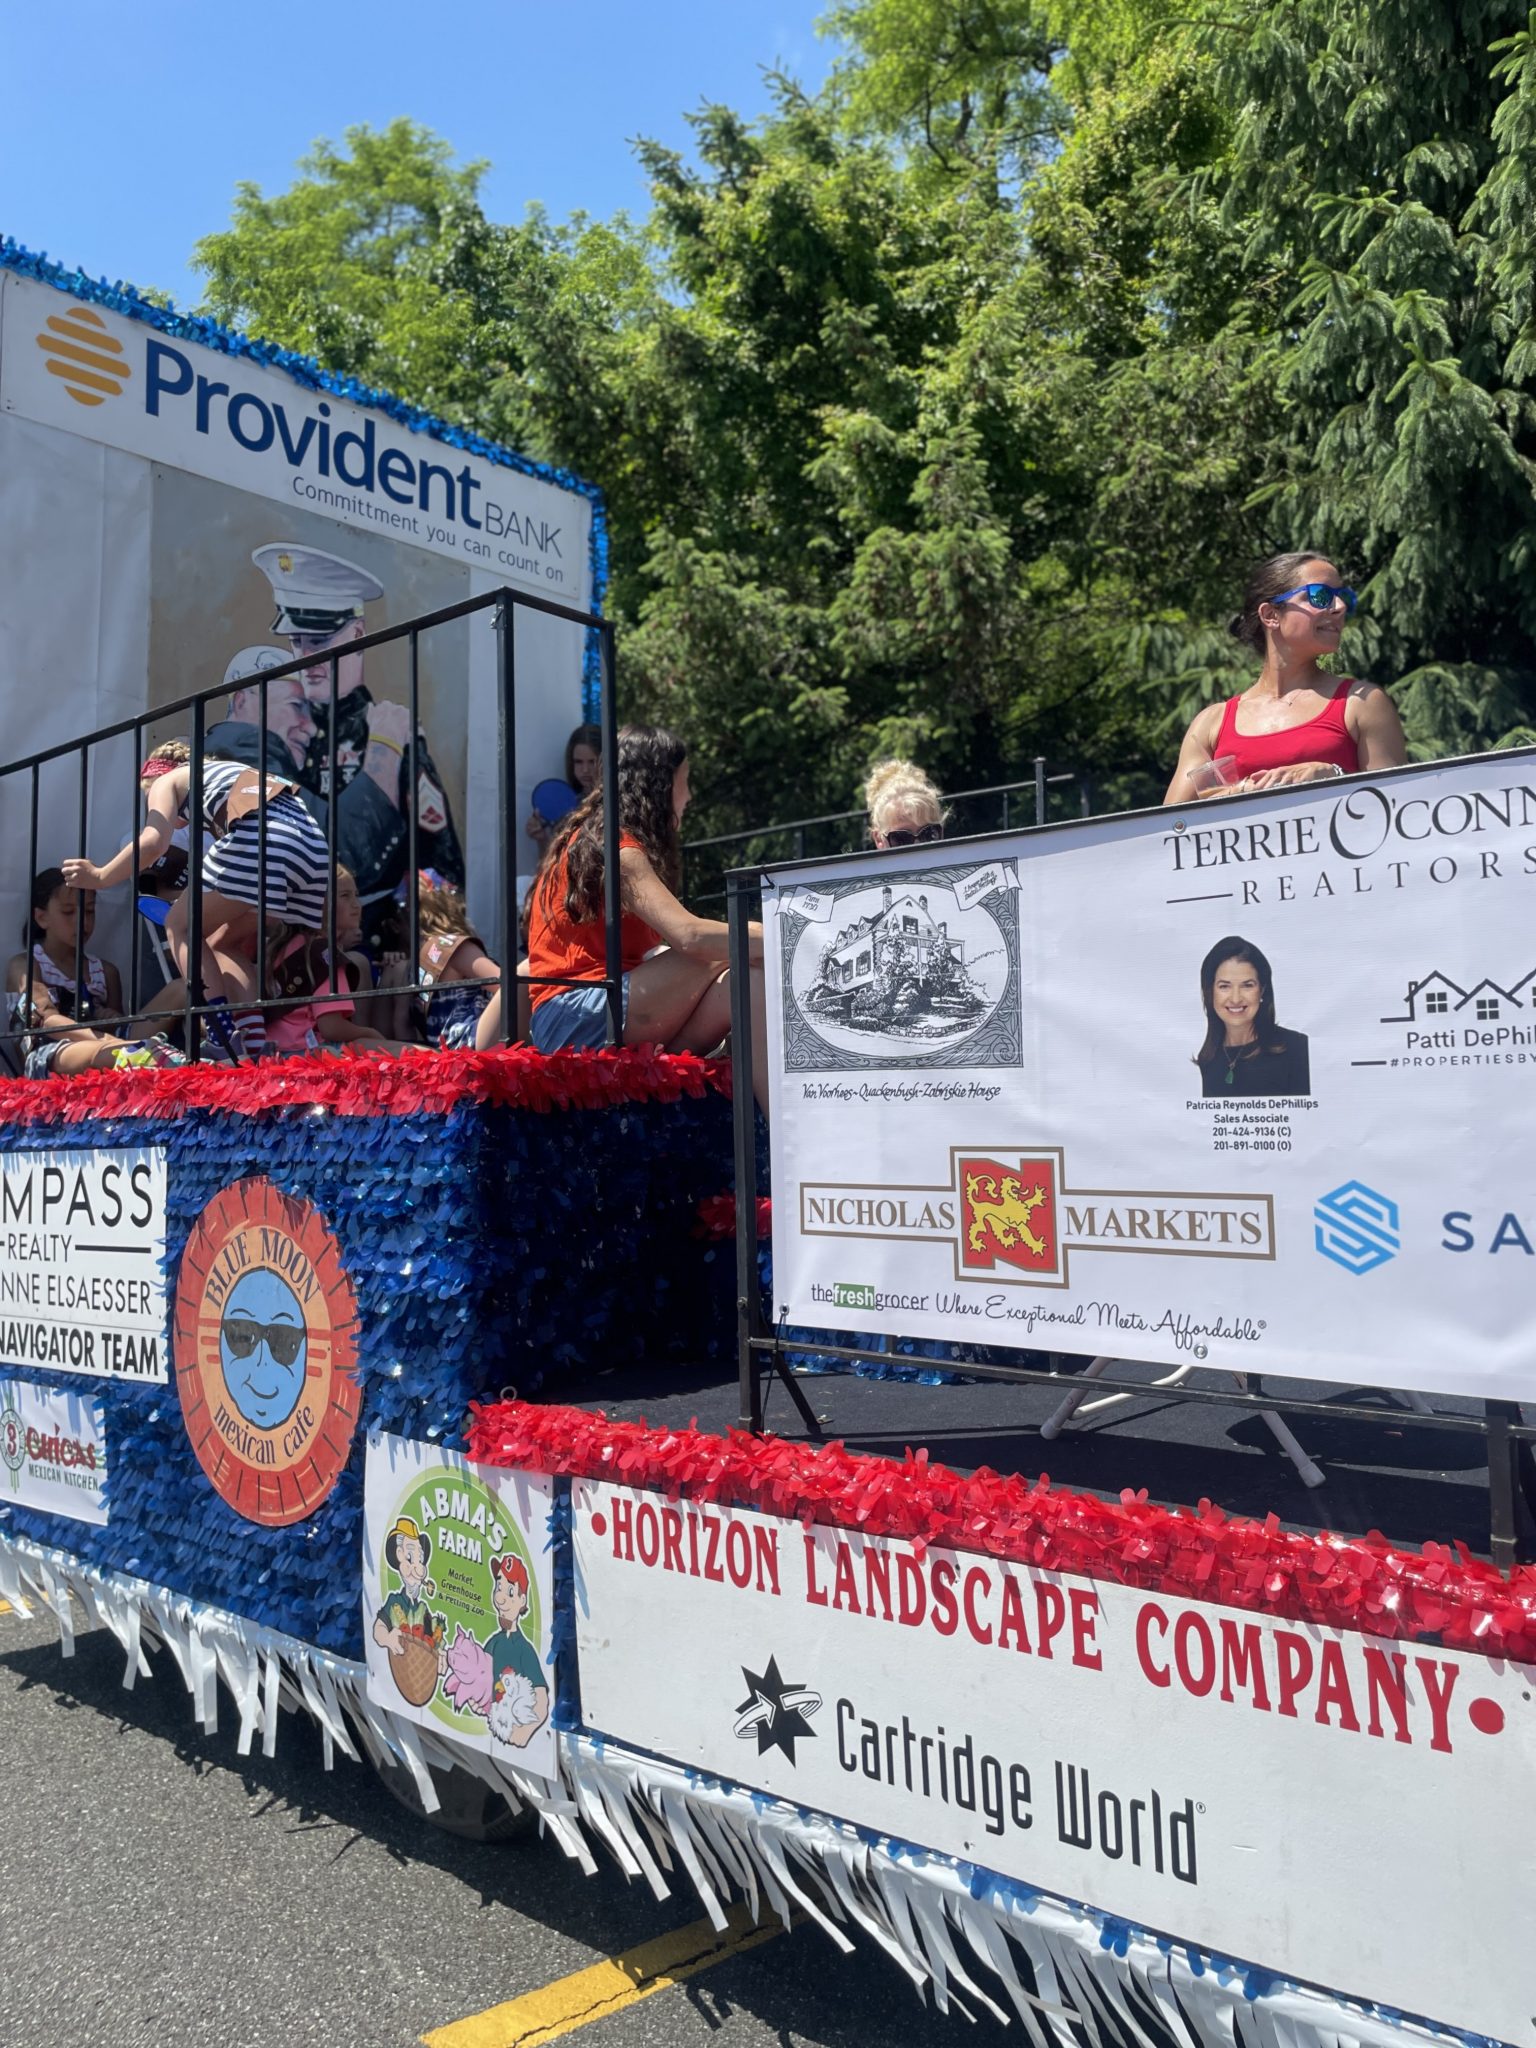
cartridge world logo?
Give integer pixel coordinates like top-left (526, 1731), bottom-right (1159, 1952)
top-left (801, 1146), bottom-right (1275, 1290)
top-left (733, 1656), bottom-right (823, 1764)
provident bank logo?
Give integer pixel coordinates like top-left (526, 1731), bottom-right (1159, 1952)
top-left (800, 1146), bottom-right (1276, 1288)
top-left (35, 306), bottom-right (131, 407)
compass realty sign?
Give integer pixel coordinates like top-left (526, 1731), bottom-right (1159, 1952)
top-left (572, 1477), bottom-right (1536, 2043)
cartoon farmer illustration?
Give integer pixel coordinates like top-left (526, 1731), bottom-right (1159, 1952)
top-left (373, 1515), bottom-right (446, 1704)
top-left (441, 1552), bottom-right (550, 1751)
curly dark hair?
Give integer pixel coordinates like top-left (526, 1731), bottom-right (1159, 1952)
top-left (537, 725), bottom-right (687, 924)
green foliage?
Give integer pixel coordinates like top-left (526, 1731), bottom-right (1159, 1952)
top-left (1218, 1), bottom-right (1536, 750)
top-left (189, 4), bottom-right (1536, 863)
top-left (196, 122), bottom-right (494, 418)
top-left (821, 0), bottom-right (1062, 194)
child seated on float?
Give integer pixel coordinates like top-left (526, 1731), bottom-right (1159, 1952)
top-left (265, 867), bottom-right (409, 1056)
top-left (413, 873), bottom-right (502, 1049)
top-left (134, 740), bottom-right (195, 902)
top-left (4, 869), bottom-right (183, 1075)
top-left (63, 747), bottom-right (331, 1061)
top-left (374, 872), bottom-right (510, 1048)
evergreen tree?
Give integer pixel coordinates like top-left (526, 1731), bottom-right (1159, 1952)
top-left (186, 3), bottom-right (1536, 856)
top-left (1213, 0), bottom-right (1536, 752)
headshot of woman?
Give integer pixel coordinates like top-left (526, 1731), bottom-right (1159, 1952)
top-left (1195, 936), bottom-right (1311, 1097)
top-left (1165, 550), bottom-right (1406, 803)
top-left (865, 758), bottom-right (946, 849)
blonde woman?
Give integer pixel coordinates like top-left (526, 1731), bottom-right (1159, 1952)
top-left (864, 758), bottom-right (947, 849)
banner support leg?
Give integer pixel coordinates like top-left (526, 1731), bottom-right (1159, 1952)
top-left (765, 1350), bottom-right (822, 1437)
top-left (729, 870), bottom-right (766, 1434)
top-left (1040, 1356), bottom-right (1117, 1440)
top-left (1486, 1400), bottom-right (1531, 1570)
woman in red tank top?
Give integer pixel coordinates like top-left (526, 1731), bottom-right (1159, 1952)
top-left (1165, 551), bottom-right (1406, 803)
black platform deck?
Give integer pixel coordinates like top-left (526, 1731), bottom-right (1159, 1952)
top-left (553, 1355), bottom-right (1521, 1561)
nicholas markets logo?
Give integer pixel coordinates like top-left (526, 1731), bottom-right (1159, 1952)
top-left (734, 1656), bottom-right (823, 1764)
top-left (1314, 1181), bottom-right (1399, 1274)
top-left (173, 1177), bottom-right (361, 1526)
top-left (36, 306), bottom-right (131, 408)
top-left (801, 1146), bottom-right (1276, 1288)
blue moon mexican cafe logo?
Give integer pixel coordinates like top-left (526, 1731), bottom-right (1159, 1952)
top-left (173, 1178), bottom-right (360, 1526)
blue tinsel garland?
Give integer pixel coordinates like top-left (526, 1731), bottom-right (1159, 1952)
top-left (0, 1092), bottom-right (734, 1656)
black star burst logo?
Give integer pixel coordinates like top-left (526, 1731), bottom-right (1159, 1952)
top-left (733, 1655), bottom-right (823, 1764)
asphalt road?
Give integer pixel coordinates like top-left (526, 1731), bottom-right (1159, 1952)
top-left (0, 1602), bottom-right (1014, 2048)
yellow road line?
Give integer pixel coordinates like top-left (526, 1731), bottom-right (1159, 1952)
top-left (0, 1600), bottom-right (11, 1616)
top-left (422, 1902), bottom-right (785, 2048)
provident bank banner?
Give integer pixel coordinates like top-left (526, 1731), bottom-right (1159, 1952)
top-left (0, 260), bottom-right (594, 980)
top-left (763, 751), bottom-right (1536, 1402)
top-left (0, 270), bottom-right (587, 598)
top-left (573, 1478), bottom-right (1536, 2042)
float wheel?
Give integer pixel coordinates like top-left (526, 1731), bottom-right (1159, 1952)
top-left (370, 1749), bottom-right (539, 1843)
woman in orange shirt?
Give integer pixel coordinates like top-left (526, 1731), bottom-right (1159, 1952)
top-left (525, 725), bottom-right (769, 1113)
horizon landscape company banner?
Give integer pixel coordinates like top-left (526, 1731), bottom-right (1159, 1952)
top-left (574, 1474), bottom-right (1536, 2044)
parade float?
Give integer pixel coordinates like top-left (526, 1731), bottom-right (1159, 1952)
top-left (2, 244), bottom-right (1534, 2048)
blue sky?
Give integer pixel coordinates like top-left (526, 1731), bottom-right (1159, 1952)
top-left (2, 1), bottom-right (837, 315)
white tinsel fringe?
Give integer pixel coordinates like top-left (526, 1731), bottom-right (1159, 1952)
top-left (0, 1535), bottom-right (1478, 2048)
top-left (0, 1534), bottom-right (591, 1868)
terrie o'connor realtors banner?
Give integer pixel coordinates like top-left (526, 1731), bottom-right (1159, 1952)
top-left (763, 750), bottom-right (1536, 1405)
top-left (573, 1477), bottom-right (1536, 2044)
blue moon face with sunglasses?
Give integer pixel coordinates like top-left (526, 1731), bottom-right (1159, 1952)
top-left (219, 1267), bottom-right (308, 1430)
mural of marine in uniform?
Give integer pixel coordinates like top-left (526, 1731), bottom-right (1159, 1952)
top-left (251, 543), bottom-right (466, 941)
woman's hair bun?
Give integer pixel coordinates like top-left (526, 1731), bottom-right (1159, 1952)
top-left (863, 757), bottom-right (946, 828)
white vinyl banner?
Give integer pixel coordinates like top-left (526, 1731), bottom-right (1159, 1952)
top-left (0, 273), bottom-right (585, 598)
top-left (0, 1377), bottom-right (108, 1523)
top-left (0, 1147), bottom-right (167, 1381)
top-left (362, 1436), bottom-right (558, 1783)
top-left (573, 1478), bottom-right (1536, 2043)
top-left (764, 753), bottom-right (1536, 1400)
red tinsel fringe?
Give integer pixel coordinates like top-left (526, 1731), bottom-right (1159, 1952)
top-left (468, 1399), bottom-right (1536, 1661)
top-left (0, 1044), bottom-right (730, 1126)
top-left (693, 1193), bottom-right (772, 1240)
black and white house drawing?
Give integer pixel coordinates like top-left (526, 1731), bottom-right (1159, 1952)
top-left (776, 862), bottom-right (1022, 1072)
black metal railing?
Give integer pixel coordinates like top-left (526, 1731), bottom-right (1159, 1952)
top-left (681, 761), bottom-right (1091, 912)
top-left (1, 584), bottom-right (621, 1066)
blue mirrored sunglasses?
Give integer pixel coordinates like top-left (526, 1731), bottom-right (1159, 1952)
top-left (1272, 582), bottom-right (1358, 614)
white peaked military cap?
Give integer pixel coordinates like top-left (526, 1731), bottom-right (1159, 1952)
top-left (252, 543), bottom-right (385, 636)
top-left (223, 645), bottom-right (291, 690)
